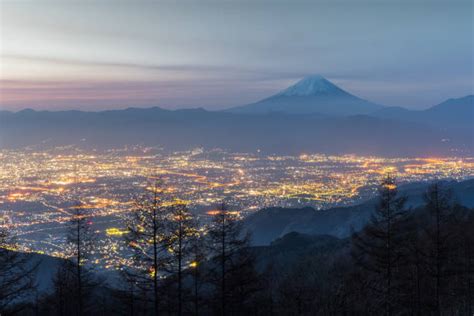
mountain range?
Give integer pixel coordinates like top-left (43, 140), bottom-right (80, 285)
top-left (372, 95), bottom-right (473, 128)
top-left (228, 75), bottom-right (473, 129)
top-left (0, 75), bottom-right (472, 156)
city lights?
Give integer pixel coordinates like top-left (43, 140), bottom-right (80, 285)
top-left (1, 146), bottom-right (473, 270)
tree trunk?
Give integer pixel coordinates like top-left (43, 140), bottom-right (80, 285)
top-left (153, 191), bottom-right (159, 316)
top-left (194, 266), bottom-right (199, 316)
top-left (77, 218), bottom-right (83, 316)
top-left (178, 219), bottom-right (183, 316)
top-left (221, 214), bottom-right (226, 316)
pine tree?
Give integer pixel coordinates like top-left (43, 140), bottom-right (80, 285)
top-left (397, 210), bottom-right (426, 316)
top-left (457, 207), bottom-right (474, 315)
top-left (351, 176), bottom-right (409, 315)
top-left (422, 182), bottom-right (454, 315)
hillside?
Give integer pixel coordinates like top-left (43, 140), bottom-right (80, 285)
top-left (243, 178), bottom-right (474, 245)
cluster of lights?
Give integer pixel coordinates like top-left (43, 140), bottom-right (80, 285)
top-left (0, 146), bottom-right (473, 270)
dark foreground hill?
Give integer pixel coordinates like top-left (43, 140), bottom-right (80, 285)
top-left (243, 178), bottom-right (474, 245)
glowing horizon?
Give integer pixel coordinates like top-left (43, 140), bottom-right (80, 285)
top-left (1, 0), bottom-right (473, 111)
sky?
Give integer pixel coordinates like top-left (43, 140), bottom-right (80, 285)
top-left (0, 0), bottom-right (473, 111)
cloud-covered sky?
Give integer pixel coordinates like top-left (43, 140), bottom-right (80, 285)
top-left (1, 0), bottom-right (472, 111)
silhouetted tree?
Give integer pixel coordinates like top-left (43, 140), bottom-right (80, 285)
top-left (163, 201), bottom-right (198, 315)
top-left (206, 203), bottom-right (261, 315)
top-left (277, 258), bottom-right (318, 315)
top-left (110, 269), bottom-right (152, 316)
top-left (124, 179), bottom-right (168, 316)
top-left (400, 215), bottom-right (425, 316)
top-left (351, 176), bottom-right (409, 315)
top-left (51, 259), bottom-right (76, 316)
top-left (260, 259), bottom-right (278, 315)
top-left (455, 206), bottom-right (474, 315)
top-left (0, 225), bottom-right (37, 313)
top-left (7, 175), bottom-right (473, 315)
top-left (421, 182), bottom-right (454, 315)
top-left (63, 203), bottom-right (98, 316)
top-left (186, 232), bottom-right (206, 316)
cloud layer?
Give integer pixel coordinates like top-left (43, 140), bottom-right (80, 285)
top-left (1, 0), bottom-right (472, 110)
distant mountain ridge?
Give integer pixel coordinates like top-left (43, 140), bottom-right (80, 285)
top-left (372, 95), bottom-right (473, 128)
top-left (228, 75), bottom-right (384, 115)
top-left (0, 77), bottom-right (472, 156)
top-left (1, 106), bottom-right (470, 156)
top-left (226, 75), bottom-right (473, 127)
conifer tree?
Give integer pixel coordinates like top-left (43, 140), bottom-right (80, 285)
top-left (352, 176), bottom-right (408, 315)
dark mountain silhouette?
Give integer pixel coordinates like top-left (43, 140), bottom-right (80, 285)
top-left (424, 95), bottom-right (473, 127)
top-left (227, 75), bottom-right (384, 115)
top-left (372, 95), bottom-right (473, 128)
top-left (251, 232), bottom-right (349, 272)
top-left (0, 106), bottom-right (471, 156)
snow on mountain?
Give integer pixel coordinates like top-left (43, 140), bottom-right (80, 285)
top-left (227, 75), bottom-right (384, 115)
top-left (275, 75), bottom-right (347, 97)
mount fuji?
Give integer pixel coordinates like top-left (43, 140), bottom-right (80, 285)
top-left (227, 75), bottom-right (384, 116)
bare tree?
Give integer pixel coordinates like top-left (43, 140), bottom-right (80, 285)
top-left (189, 235), bottom-right (206, 316)
top-left (125, 179), bottom-right (168, 316)
top-left (163, 201), bottom-right (198, 316)
top-left (51, 259), bottom-right (76, 316)
top-left (0, 225), bottom-right (37, 313)
top-left (351, 176), bottom-right (409, 315)
top-left (65, 203), bottom-right (97, 316)
top-left (206, 203), bottom-right (260, 315)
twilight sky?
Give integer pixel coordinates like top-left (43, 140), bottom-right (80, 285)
top-left (0, 0), bottom-right (473, 111)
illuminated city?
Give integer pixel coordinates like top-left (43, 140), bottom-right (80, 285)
top-left (1, 0), bottom-right (472, 313)
top-left (0, 146), bottom-right (473, 270)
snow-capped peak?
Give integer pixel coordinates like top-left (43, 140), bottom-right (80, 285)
top-left (276, 75), bottom-right (346, 97)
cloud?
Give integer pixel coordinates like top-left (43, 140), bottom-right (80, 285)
top-left (0, 78), bottom-right (294, 111)
top-left (1, 0), bottom-right (472, 110)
